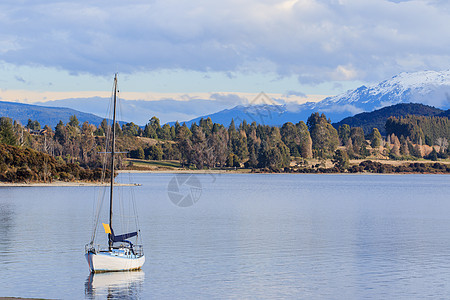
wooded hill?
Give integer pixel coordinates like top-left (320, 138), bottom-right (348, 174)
top-left (333, 103), bottom-right (447, 135)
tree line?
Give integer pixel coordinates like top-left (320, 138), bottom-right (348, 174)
top-left (0, 111), bottom-right (448, 172)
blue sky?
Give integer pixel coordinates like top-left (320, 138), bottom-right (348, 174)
top-left (1, 0), bottom-right (450, 107)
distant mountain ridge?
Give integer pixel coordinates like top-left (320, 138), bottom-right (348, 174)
top-left (332, 103), bottom-right (448, 135)
top-left (0, 100), bottom-right (106, 127)
top-left (2, 70), bottom-right (450, 129)
top-left (36, 97), bottom-right (236, 126)
top-left (179, 70), bottom-right (450, 126)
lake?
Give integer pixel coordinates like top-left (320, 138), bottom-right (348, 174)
top-left (1, 173), bottom-right (450, 299)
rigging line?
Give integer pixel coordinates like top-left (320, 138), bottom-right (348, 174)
top-left (128, 171), bottom-right (142, 244)
top-left (91, 185), bottom-right (108, 244)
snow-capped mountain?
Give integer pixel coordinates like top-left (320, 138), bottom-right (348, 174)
top-left (31, 70), bottom-right (450, 127)
top-left (182, 70), bottom-right (450, 126)
top-left (315, 70), bottom-right (450, 114)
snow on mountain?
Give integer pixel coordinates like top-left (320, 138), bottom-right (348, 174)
top-left (32, 70), bottom-right (450, 127)
top-left (318, 70), bottom-right (450, 111)
top-left (181, 70), bottom-right (450, 126)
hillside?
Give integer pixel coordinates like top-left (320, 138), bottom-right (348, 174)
top-left (438, 109), bottom-right (450, 118)
top-left (0, 100), bottom-right (106, 127)
top-left (333, 103), bottom-right (445, 135)
top-left (0, 143), bottom-right (106, 183)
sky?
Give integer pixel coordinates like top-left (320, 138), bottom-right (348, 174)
top-left (1, 0), bottom-right (450, 108)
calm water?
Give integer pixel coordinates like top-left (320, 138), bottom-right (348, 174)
top-left (1, 173), bottom-right (450, 299)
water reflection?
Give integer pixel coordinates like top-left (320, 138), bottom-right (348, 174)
top-left (0, 202), bottom-right (14, 263)
top-left (85, 271), bottom-right (145, 299)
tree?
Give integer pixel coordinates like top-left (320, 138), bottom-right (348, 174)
top-left (68, 115), bottom-right (80, 128)
top-left (160, 124), bottom-right (172, 140)
top-left (235, 131), bottom-right (249, 160)
top-left (191, 127), bottom-right (207, 169)
top-left (114, 122), bottom-right (122, 137)
top-left (399, 139), bottom-right (409, 156)
top-left (176, 124), bottom-right (192, 141)
top-left (226, 153), bottom-right (240, 167)
top-left (246, 128), bottom-right (261, 168)
top-left (338, 124), bottom-right (351, 146)
top-left (94, 126), bottom-right (105, 137)
top-left (199, 117), bottom-right (213, 137)
top-left (425, 148), bottom-right (438, 161)
top-left (257, 128), bottom-right (290, 170)
top-left (296, 121), bottom-right (313, 158)
top-left (145, 144), bottom-right (163, 160)
top-left (26, 119), bottom-right (41, 131)
top-left (307, 112), bottom-right (339, 157)
top-left (390, 134), bottom-right (401, 157)
top-left (0, 117), bottom-right (17, 145)
top-left (436, 137), bottom-right (448, 152)
top-left (208, 126), bottom-right (228, 167)
top-left (162, 142), bottom-right (179, 160)
top-left (281, 122), bottom-right (298, 155)
top-left (100, 119), bottom-right (109, 135)
top-left (144, 123), bottom-right (156, 138)
top-left (122, 122), bottom-right (140, 136)
top-left (332, 149), bottom-right (349, 171)
top-left (54, 120), bottom-right (67, 145)
top-left (80, 121), bottom-right (96, 165)
top-left (369, 128), bottom-right (382, 148)
top-left (150, 116), bottom-right (161, 138)
top-left (350, 127), bottom-right (366, 154)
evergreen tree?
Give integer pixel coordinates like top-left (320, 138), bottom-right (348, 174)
top-left (0, 117), bottom-right (17, 145)
top-left (68, 115), bottom-right (80, 128)
top-left (160, 124), bottom-right (172, 140)
top-left (307, 112), bottom-right (339, 157)
top-left (296, 121), bottom-right (313, 158)
top-left (100, 119), bottom-right (109, 136)
top-left (26, 119), bottom-right (41, 131)
top-left (369, 128), bottom-right (382, 148)
top-left (338, 124), bottom-right (351, 146)
top-left (332, 149), bottom-right (349, 170)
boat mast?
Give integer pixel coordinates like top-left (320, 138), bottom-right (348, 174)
top-left (109, 73), bottom-right (118, 250)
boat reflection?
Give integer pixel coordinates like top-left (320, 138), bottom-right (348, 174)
top-left (85, 270), bottom-right (145, 299)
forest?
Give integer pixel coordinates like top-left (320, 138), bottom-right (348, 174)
top-left (0, 110), bottom-right (449, 180)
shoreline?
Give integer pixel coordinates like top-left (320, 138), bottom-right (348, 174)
top-left (1, 161), bottom-right (449, 186)
top-left (0, 171), bottom-right (446, 187)
top-left (119, 169), bottom-right (450, 175)
top-left (0, 181), bottom-right (141, 187)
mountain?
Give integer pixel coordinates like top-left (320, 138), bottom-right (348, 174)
top-left (36, 97), bottom-right (238, 126)
top-left (0, 100), bottom-right (106, 127)
top-left (332, 103), bottom-right (446, 135)
top-left (179, 70), bottom-right (450, 127)
top-left (4, 70), bottom-right (450, 128)
top-left (316, 69), bottom-right (450, 112)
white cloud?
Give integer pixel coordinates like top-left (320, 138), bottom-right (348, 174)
top-left (1, 0), bottom-right (449, 86)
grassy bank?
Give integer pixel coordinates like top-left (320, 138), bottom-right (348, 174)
top-left (123, 158), bottom-right (450, 174)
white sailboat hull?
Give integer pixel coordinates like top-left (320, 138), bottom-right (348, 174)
top-left (86, 252), bottom-right (145, 273)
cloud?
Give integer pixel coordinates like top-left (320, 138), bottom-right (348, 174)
top-left (284, 90), bottom-right (307, 98)
top-left (209, 93), bottom-right (248, 105)
top-left (1, 0), bottom-right (449, 85)
top-left (15, 76), bottom-right (26, 84)
top-left (322, 104), bottom-right (364, 115)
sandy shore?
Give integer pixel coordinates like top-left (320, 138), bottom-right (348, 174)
top-left (0, 298), bottom-right (52, 300)
top-left (117, 169), bottom-right (249, 174)
top-left (0, 181), bottom-right (140, 187)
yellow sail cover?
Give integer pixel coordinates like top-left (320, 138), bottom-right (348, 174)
top-left (102, 223), bottom-right (112, 234)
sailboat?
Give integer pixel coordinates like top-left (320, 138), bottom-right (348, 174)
top-left (85, 74), bottom-right (145, 272)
